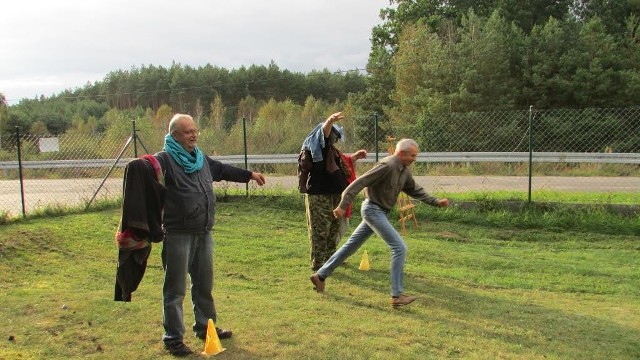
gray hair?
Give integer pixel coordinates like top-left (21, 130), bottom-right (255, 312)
top-left (395, 138), bottom-right (419, 153)
top-left (168, 114), bottom-right (193, 134)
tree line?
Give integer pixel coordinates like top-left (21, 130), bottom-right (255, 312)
top-left (360, 0), bottom-right (639, 121)
top-left (0, 62), bottom-right (366, 137)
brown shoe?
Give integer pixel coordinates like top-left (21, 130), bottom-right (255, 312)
top-left (310, 273), bottom-right (325, 293)
top-left (391, 294), bottom-right (417, 307)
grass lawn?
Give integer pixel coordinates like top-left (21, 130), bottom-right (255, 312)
top-left (0, 194), bottom-right (638, 359)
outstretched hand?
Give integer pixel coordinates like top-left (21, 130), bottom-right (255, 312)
top-left (251, 172), bottom-right (266, 186)
top-left (438, 198), bottom-right (449, 207)
top-left (352, 149), bottom-right (367, 161)
top-left (326, 112), bottom-right (344, 123)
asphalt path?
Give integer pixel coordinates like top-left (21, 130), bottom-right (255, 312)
top-left (1, 176), bottom-right (638, 216)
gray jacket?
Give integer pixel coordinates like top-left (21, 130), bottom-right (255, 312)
top-left (155, 151), bottom-right (252, 233)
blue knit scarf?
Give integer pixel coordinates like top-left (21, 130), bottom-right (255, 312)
top-left (163, 134), bottom-right (204, 174)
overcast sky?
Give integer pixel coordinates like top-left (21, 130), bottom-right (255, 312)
top-left (1, 0), bottom-right (391, 104)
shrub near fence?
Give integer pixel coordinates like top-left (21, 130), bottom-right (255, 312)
top-left (0, 107), bottom-right (639, 217)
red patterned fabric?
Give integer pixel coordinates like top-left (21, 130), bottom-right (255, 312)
top-left (341, 154), bottom-right (356, 219)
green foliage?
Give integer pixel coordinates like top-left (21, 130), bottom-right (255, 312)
top-left (0, 92), bottom-right (8, 136)
top-left (0, 210), bottom-right (9, 224)
top-left (153, 104), bottom-right (173, 131)
top-left (85, 63), bottom-right (363, 115)
top-left (366, 0), bottom-right (640, 124)
top-left (572, 0), bottom-right (640, 38)
top-left (208, 93), bottom-right (226, 131)
top-left (29, 121), bottom-right (49, 136)
top-left (417, 198), bottom-right (640, 235)
top-left (236, 95), bottom-right (262, 125)
top-left (391, 10), bottom-right (639, 119)
top-left (251, 99), bottom-right (291, 153)
top-left (6, 62), bottom-right (366, 145)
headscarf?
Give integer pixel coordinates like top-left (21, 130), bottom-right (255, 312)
top-left (301, 122), bottom-right (345, 162)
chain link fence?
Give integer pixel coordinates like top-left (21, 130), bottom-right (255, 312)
top-left (0, 107), bottom-right (638, 218)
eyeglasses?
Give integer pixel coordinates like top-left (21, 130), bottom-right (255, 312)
top-left (182, 129), bottom-right (200, 136)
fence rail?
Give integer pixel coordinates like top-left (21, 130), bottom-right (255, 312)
top-left (1, 152), bottom-right (638, 170)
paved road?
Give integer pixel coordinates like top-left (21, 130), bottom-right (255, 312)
top-left (1, 176), bottom-right (638, 216)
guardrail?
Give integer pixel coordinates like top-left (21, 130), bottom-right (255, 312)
top-left (0, 152), bottom-right (638, 170)
top-left (418, 152), bottom-right (640, 164)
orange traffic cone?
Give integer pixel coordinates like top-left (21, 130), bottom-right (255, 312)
top-left (359, 250), bottom-right (371, 271)
top-left (201, 319), bottom-right (225, 356)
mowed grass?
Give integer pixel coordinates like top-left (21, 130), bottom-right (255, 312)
top-left (0, 194), bottom-right (638, 359)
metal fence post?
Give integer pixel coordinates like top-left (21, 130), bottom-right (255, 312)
top-left (15, 126), bottom-right (25, 217)
top-left (242, 116), bottom-right (248, 196)
top-left (131, 120), bottom-right (138, 158)
top-left (374, 112), bottom-right (379, 162)
top-left (528, 105), bottom-right (533, 203)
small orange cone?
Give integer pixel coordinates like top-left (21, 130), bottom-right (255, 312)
top-left (201, 319), bottom-right (225, 356)
top-left (359, 250), bottom-right (371, 271)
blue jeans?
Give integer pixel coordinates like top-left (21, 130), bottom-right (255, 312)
top-left (162, 231), bottom-right (217, 344)
top-left (317, 199), bottom-right (408, 297)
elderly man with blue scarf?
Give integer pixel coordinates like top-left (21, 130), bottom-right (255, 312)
top-left (155, 114), bottom-right (265, 357)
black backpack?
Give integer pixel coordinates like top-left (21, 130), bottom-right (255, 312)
top-left (297, 149), bottom-right (312, 193)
